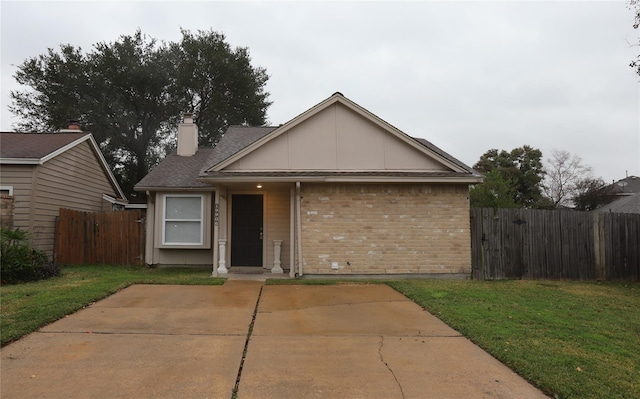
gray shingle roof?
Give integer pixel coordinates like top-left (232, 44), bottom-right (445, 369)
top-left (610, 176), bottom-right (640, 194)
top-left (135, 126), bottom-right (276, 190)
top-left (200, 126), bottom-right (276, 173)
top-left (134, 148), bottom-right (215, 189)
top-left (412, 137), bottom-right (478, 175)
top-left (0, 132), bottom-right (88, 159)
top-left (595, 193), bottom-right (640, 214)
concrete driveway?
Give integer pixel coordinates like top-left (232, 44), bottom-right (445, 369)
top-left (1, 281), bottom-right (549, 399)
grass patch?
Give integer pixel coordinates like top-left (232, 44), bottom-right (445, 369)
top-left (1, 264), bottom-right (224, 346)
top-left (386, 280), bottom-right (640, 399)
top-left (3, 269), bottom-right (638, 399)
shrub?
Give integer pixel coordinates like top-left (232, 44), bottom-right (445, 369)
top-left (0, 228), bottom-right (60, 285)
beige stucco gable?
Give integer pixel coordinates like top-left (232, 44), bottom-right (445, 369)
top-left (222, 102), bottom-right (451, 172)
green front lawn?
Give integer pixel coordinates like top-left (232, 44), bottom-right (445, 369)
top-left (2, 266), bottom-right (638, 399)
top-left (386, 279), bottom-right (639, 399)
top-left (0, 264), bottom-right (224, 346)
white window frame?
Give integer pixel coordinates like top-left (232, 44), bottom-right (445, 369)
top-left (0, 186), bottom-right (14, 196)
top-left (162, 194), bottom-right (204, 246)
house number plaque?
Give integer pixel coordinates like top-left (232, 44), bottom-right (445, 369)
top-left (214, 203), bottom-right (219, 226)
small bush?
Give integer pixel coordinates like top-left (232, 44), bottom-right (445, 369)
top-left (0, 228), bottom-right (60, 285)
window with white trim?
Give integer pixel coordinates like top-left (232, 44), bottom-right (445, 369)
top-left (0, 186), bottom-right (13, 196)
top-left (163, 195), bottom-right (203, 245)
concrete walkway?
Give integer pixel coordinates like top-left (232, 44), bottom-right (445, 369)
top-left (1, 281), bottom-right (549, 399)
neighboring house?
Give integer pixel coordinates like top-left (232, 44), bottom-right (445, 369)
top-left (0, 128), bottom-right (127, 258)
top-left (594, 176), bottom-right (640, 214)
top-left (135, 93), bottom-right (483, 277)
top-left (594, 193), bottom-right (640, 214)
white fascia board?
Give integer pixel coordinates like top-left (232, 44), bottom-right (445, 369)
top-left (84, 135), bottom-right (127, 200)
top-left (198, 175), bottom-right (483, 184)
top-left (0, 158), bottom-right (41, 164)
top-left (40, 134), bottom-right (91, 163)
top-left (102, 193), bottom-right (128, 206)
top-left (135, 186), bottom-right (216, 192)
top-left (124, 203), bottom-right (148, 209)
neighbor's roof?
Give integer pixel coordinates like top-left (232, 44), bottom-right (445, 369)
top-left (0, 131), bottom-right (127, 200)
top-left (0, 132), bottom-right (88, 162)
top-left (594, 192), bottom-right (640, 214)
top-left (610, 176), bottom-right (640, 194)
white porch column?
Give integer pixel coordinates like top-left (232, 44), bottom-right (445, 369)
top-left (211, 189), bottom-right (220, 277)
top-left (217, 239), bottom-right (228, 274)
top-left (272, 240), bottom-right (283, 274)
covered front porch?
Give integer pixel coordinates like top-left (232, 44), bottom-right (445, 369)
top-left (212, 182), bottom-right (300, 278)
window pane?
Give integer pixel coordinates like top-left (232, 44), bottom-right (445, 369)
top-left (166, 197), bottom-right (201, 219)
top-left (165, 221), bottom-right (201, 244)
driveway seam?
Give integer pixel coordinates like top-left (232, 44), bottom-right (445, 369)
top-left (232, 285), bottom-right (263, 399)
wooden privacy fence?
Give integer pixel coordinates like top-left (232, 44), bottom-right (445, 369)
top-left (471, 208), bottom-right (640, 281)
top-left (54, 208), bottom-right (145, 265)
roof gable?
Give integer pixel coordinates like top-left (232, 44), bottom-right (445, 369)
top-left (0, 132), bottom-right (126, 200)
top-left (206, 93), bottom-right (474, 175)
top-left (0, 132), bottom-right (87, 162)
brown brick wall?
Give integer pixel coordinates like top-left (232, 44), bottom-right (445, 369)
top-left (300, 183), bottom-right (471, 275)
top-left (0, 194), bottom-right (14, 229)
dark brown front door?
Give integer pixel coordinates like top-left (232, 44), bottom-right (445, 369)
top-left (231, 194), bottom-right (263, 266)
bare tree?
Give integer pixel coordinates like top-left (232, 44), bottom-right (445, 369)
top-left (630, 0), bottom-right (640, 76)
top-left (543, 149), bottom-right (593, 207)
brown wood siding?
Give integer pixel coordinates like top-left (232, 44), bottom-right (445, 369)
top-left (30, 141), bottom-right (119, 257)
top-left (0, 165), bottom-right (36, 232)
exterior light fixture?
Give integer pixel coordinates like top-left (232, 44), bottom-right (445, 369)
top-left (256, 184), bottom-right (263, 189)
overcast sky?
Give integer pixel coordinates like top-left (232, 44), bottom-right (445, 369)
top-left (1, 1), bottom-right (639, 183)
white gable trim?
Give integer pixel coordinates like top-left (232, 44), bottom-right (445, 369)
top-left (40, 135), bottom-right (91, 164)
top-left (56, 134), bottom-right (127, 200)
top-left (0, 158), bottom-right (41, 165)
top-left (84, 135), bottom-right (128, 201)
top-left (2, 133), bottom-right (127, 200)
top-left (208, 93), bottom-right (469, 174)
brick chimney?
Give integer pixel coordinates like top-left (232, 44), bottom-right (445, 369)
top-left (177, 113), bottom-right (198, 156)
top-left (67, 120), bottom-right (81, 130)
top-left (58, 120), bottom-right (82, 132)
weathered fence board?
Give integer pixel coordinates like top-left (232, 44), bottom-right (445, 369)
top-left (471, 208), bottom-right (639, 281)
top-left (54, 208), bottom-right (145, 265)
top-left (601, 212), bottom-right (640, 281)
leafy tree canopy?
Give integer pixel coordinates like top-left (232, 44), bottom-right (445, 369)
top-left (469, 169), bottom-right (519, 209)
top-left (472, 145), bottom-right (549, 208)
top-left (573, 178), bottom-right (618, 211)
top-left (10, 29), bottom-right (271, 197)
